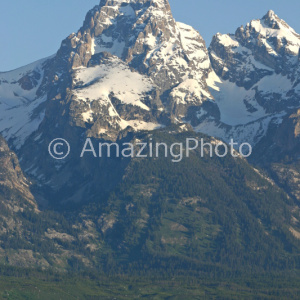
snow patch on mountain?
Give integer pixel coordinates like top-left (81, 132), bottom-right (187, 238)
top-left (120, 119), bottom-right (163, 131)
top-left (195, 114), bottom-right (284, 147)
top-left (73, 57), bottom-right (154, 112)
top-left (216, 34), bottom-right (239, 48)
top-left (207, 71), bottom-right (266, 126)
top-left (0, 57), bottom-right (49, 148)
top-left (82, 110), bottom-right (94, 122)
top-left (170, 79), bottom-right (210, 105)
top-left (254, 73), bottom-right (293, 94)
top-left (0, 57), bottom-right (48, 82)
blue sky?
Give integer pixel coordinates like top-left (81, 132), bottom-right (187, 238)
top-left (0, 0), bottom-right (299, 71)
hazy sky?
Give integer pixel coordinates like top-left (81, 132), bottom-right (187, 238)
top-left (0, 0), bottom-right (299, 71)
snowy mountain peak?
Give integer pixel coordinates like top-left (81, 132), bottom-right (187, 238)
top-left (210, 10), bottom-right (300, 78)
top-left (262, 9), bottom-right (297, 33)
top-left (61, 0), bottom-right (176, 70)
top-left (248, 10), bottom-right (300, 47)
top-left (263, 10), bottom-right (277, 21)
top-left (70, 0), bottom-right (211, 93)
top-left (203, 10), bottom-right (300, 147)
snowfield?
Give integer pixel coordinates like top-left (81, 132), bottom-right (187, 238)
top-left (0, 57), bottom-right (50, 148)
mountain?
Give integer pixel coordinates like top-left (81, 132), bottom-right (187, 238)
top-left (0, 0), bottom-right (215, 202)
top-left (197, 10), bottom-right (300, 146)
top-left (0, 0), bottom-right (212, 149)
top-left (0, 0), bottom-right (300, 278)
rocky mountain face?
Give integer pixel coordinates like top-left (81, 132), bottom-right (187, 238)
top-left (0, 136), bottom-right (35, 208)
top-left (250, 108), bottom-right (300, 203)
top-left (196, 10), bottom-right (300, 146)
top-left (0, 0), bottom-right (214, 201)
top-left (0, 0), bottom-right (300, 272)
top-left (37, 0), bottom-right (212, 143)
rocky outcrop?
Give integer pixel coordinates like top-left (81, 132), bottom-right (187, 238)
top-left (0, 136), bottom-right (36, 208)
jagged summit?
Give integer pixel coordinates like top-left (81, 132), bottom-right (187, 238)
top-left (69, 0), bottom-right (176, 69)
top-left (210, 10), bottom-right (300, 56)
top-left (210, 9), bottom-right (300, 80)
top-left (198, 10), bottom-right (300, 147)
top-left (263, 9), bottom-right (277, 21)
top-left (252, 10), bottom-right (300, 43)
top-left (262, 9), bottom-right (299, 34)
top-left (55, 0), bottom-right (212, 100)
